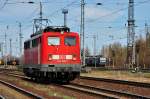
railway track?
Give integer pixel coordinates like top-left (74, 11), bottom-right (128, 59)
top-left (6, 73), bottom-right (117, 98)
top-left (1, 71), bottom-right (104, 98)
top-left (2, 70), bottom-right (150, 98)
top-left (0, 95), bottom-right (5, 99)
top-left (80, 76), bottom-right (150, 88)
top-left (3, 72), bottom-right (122, 98)
top-left (77, 76), bottom-right (150, 98)
top-left (67, 83), bottom-right (150, 99)
top-left (0, 79), bottom-right (43, 99)
top-left (62, 83), bottom-right (119, 99)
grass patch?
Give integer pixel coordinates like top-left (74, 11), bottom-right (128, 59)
top-left (48, 91), bottom-right (75, 99)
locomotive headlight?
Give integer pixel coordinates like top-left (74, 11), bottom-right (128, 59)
top-left (73, 54), bottom-right (77, 60)
top-left (66, 55), bottom-right (72, 59)
top-left (52, 55), bottom-right (59, 59)
top-left (48, 54), bottom-right (52, 61)
top-left (61, 31), bottom-right (64, 34)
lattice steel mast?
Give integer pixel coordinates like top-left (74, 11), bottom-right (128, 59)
top-left (81, 0), bottom-right (85, 66)
top-left (127, 0), bottom-right (136, 66)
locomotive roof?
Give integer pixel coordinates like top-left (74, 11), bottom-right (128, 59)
top-left (25, 26), bottom-right (77, 42)
top-left (43, 26), bottom-right (70, 32)
top-left (30, 26), bottom-right (70, 38)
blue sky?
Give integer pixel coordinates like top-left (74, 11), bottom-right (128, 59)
top-left (0, 0), bottom-right (150, 56)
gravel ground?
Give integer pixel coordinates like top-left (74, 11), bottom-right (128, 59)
top-left (0, 74), bottom-right (101, 99)
top-left (3, 68), bottom-right (150, 98)
top-left (0, 83), bottom-right (31, 99)
top-left (78, 70), bottom-right (150, 97)
top-left (73, 78), bottom-right (150, 97)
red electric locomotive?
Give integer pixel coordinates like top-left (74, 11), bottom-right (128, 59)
top-left (23, 26), bottom-right (81, 82)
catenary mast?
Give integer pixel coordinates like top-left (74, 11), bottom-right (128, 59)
top-left (127, 0), bottom-right (136, 66)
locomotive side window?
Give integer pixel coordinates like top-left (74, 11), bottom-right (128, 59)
top-left (24, 41), bottom-right (30, 49)
top-left (48, 37), bottom-right (60, 45)
top-left (32, 38), bottom-right (38, 47)
top-left (65, 37), bottom-right (76, 46)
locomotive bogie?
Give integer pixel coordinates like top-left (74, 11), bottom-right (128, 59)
top-left (23, 65), bottom-right (80, 81)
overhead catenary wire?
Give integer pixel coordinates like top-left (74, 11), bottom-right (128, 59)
top-left (0, 0), bottom-right (8, 10)
top-left (47, 0), bottom-right (79, 18)
top-left (85, 0), bottom-right (150, 23)
top-left (0, 0), bottom-right (149, 47)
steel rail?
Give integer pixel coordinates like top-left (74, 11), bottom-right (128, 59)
top-left (4, 73), bottom-right (113, 98)
top-left (0, 95), bottom-right (5, 99)
top-left (80, 76), bottom-right (150, 88)
top-left (70, 83), bottom-right (150, 99)
top-left (6, 73), bottom-right (115, 98)
top-left (61, 84), bottom-right (118, 99)
top-left (4, 70), bottom-right (150, 98)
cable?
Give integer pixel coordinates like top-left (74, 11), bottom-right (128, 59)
top-left (23, 6), bottom-right (39, 21)
top-left (69, 1), bottom-right (137, 30)
top-left (0, 0), bottom-right (8, 10)
top-left (85, 0), bottom-right (150, 23)
top-left (47, 0), bottom-right (79, 18)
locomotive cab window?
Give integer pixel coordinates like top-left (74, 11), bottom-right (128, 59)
top-left (48, 37), bottom-right (60, 45)
top-left (65, 37), bottom-right (76, 46)
top-left (24, 41), bottom-right (30, 49)
top-left (32, 38), bottom-right (39, 47)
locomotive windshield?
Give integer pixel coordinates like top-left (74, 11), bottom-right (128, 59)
top-left (48, 37), bottom-right (60, 45)
top-left (65, 37), bottom-right (76, 46)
